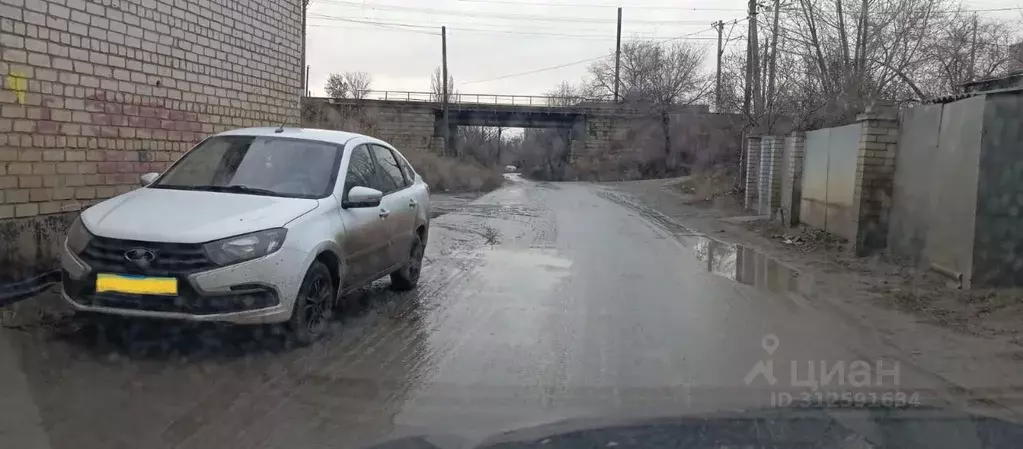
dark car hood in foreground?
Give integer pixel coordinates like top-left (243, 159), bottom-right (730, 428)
top-left (363, 406), bottom-right (1023, 449)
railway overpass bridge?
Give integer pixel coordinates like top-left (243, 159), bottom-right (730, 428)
top-left (301, 91), bottom-right (734, 178)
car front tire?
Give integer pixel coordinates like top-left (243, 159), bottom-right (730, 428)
top-left (390, 233), bottom-right (424, 291)
top-left (287, 261), bottom-right (335, 346)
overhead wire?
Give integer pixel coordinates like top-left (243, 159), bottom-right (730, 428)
top-left (312, 0), bottom-right (719, 24)
top-left (307, 16), bottom-right (722, 40)
top-left (307, 10), bottom-right (736, 40)
top-left (461, 18), bottom-right (747, 84)
top-left (453, 0), bottom-right (746, 11)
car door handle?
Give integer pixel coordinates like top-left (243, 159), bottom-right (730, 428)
top-left (379, 209), bottom-right (390, 218)
top-left (408, 199), bottom-right (417, 208)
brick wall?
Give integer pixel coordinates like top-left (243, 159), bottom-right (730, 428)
top-left (301, 98), bottom-right (443, 153)
top-left (758, 135), bottom-right (783, 217)
top-left (744, 136), bottom-right (761, 210)
top-left (852, 103), bottom-right (899, 255)
top-left (780, 132), bottom-right (805, 226)
top-left (0, 0), bottom-right (303, 279)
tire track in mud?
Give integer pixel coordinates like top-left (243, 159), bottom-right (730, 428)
top-left (231, 203), bottom-right (512, 448)
top-left (158, 214), bottom-right (496, 449)
top-left (214, 235), bottom-right (494, 448)
top-left (595, 189), bottom-right (700, 239)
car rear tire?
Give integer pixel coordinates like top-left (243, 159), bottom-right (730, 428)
top-left (390, 233), bottom-right (424, 291)
top-left (287, 261), bottom-right (335, 346)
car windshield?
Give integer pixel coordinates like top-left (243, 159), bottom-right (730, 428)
top-left (153, 135), bottom-right (340, 198)
top-left (10, 1), bottom-right (1023, 448)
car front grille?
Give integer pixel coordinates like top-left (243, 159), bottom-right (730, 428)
top-left (79, 236), bottom-right (217, 276)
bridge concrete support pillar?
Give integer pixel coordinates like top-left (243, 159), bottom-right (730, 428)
top-left (565, 118), bottom-right (587, 172)
top-left (554, 127), bottom-right (573, 180)
top-left (447, 124), bottom-right (458, 157)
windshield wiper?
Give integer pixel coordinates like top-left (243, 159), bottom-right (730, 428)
top-left (191, 184), bottom-right (280, 196)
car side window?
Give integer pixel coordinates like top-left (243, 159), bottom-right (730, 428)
top-left (344, 145), bottom-right (376, 199)
top-left (370, 144), bottom-right (406, 193)
top-left (394, 151), bottom-right (415, 187)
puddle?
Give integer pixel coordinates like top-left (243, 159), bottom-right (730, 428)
top-left (689, 236), bottom-right (808, 295)
top-left (430, 192), bottom-right (484, 218)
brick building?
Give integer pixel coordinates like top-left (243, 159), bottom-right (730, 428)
top-left (0, 0), bottom-right (304, 280)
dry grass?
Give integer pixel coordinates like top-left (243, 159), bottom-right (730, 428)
top-left (403, 151), bottom-right (504, 194)
top-left (670, 167), bottom-right (737, 200)
top-left (743, 218), bottom-right (849, 254)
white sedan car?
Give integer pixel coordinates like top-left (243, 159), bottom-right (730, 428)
top-left (59, 127), bottom-right (431, 344)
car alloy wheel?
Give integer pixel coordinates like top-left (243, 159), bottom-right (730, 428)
top-left (391, 234), bottom-right (424, 291)
top-left (289, 261), bottom-right (334, 345)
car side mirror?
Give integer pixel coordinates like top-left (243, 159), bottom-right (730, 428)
top-left (343, 186), bottom-right (382, 208)
top-left (140, 172), bottom-right (159, 186)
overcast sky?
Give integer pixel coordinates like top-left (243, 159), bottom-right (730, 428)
top-left (304, 0), bottom-right (1020, 98)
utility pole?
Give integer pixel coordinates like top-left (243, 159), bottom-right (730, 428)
top-left (743, 0), bottom-right (758, 128)
top-left (714, 20), bottom-right (724, 112)
top-left (969, 13), bottom-right (978, 83)
top-left (750, 0), bottom-right (761, 131)
top-left (442, 26), bottom-right (450, 156)
top-left (614, 7), bottom-right (622, 103)
top-left (301, 0), bottom-right (308, 100)
top-left (767, 0), bottom-right (780, 129)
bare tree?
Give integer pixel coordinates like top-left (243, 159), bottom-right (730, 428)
top-left (545, 81), bottom-right (585, 106)
top-left (916, 10), bottom-right (1020, 96)
top-left (343, 72), bottom-right (372, 99)
top-left (585, 40), bottom-right (713, 170)
top-left (586, 40), bottom-right (712, 106)
top-left (709, 0), bottom-right (1023, 131)
top-left (325, 73), bottom-right (348, 100)
top-left (431, 67), bottom-right (456, 102)
top-left (324, 71), bottom-right (373, 100)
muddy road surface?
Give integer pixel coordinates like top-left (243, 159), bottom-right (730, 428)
top-left (2, 176), bottom-right (981, 449)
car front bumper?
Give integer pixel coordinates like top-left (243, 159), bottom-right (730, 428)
top-left (59, 241), bottom-right (308, 325)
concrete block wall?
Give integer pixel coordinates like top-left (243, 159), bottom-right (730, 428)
top-left (780, 132), bottom-right (805, 226)
top-left (744, 136), bottom-right (761, 210)
top-left (758, 135), bottom-right (783, 217)
top-left (302, 99), bottom-right (443, 153)
top-left (852, 103), bottom-right (900, 255)
top-left (0, 0), bottom-right (304, 279)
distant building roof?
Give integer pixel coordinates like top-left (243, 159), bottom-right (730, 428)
top-left (962, 71), bottom-right (1023, 94)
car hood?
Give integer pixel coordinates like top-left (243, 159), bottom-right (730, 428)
top-left (81, 187), bottom-right (320, 243)
top-left (361, 405), bottom-right (1023, 449)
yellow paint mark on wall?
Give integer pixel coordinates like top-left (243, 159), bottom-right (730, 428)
top-left (5, 71), bottom-right (27, 104)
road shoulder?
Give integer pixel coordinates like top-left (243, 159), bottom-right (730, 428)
top-left (609, 177), bottom-right (1023, 418)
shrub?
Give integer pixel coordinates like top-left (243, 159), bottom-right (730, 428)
top-left (403, 151), bottom-right (504, 193)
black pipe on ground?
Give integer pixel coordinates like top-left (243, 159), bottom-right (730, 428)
top-left (0, 270), bottom-right (61, 307)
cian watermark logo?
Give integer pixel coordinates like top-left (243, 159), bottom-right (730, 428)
top-left (744, 334), bottom-right (920, 407)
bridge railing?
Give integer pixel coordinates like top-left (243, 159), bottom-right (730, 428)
top-left (347, 90), bottom-right (612, 108)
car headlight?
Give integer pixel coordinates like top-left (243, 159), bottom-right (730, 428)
top-left (66, 216), bottom-right (93, 254)
top-left (204, 228), bottom-right (288, 266)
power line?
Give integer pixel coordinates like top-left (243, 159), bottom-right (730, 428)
top-left (308, 15), bottom-right (722, 40)
top-left (312, 0), bottom-right (721, 24)
top-left (307, 23), bottom-right (441, 35)
top-left (461, 22), bottom-right (739, 84)
top-left (309, 24), bottom-right (714, 41)
top-left (452, 0), bottom-right (746, 11)
top-left (461, 55), bottom-right (609, 85)
top-left (777, 5), bottom-right (1023, 15)
top-left (308, 13), bottom-right (710, 34)
top-left (307, 16), bottom-right (441, 35)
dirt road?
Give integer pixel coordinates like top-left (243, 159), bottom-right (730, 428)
top-left (0, 175), bottom-right (1008, 449)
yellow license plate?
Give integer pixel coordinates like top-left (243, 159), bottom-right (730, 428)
top-left (96, 273), bottom-right (178, 296)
